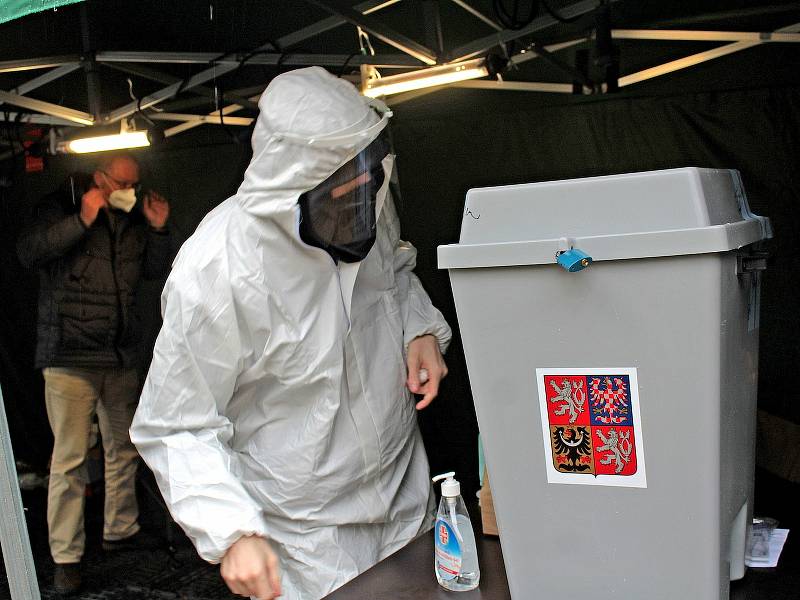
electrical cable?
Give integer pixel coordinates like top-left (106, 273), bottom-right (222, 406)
top-left (169, 40), bottom-right (279, 102)
top-left (338, 52), bottom-right (363, 78)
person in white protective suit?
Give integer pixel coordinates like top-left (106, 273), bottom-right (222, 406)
top-left (130, 66), bottom-right (452, 600)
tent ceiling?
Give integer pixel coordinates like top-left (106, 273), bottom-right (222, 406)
top-left (0, 0), bottom-right (799, 141)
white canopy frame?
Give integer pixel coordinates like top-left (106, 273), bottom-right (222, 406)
top-left (0, 1), bottom-right (798, 141)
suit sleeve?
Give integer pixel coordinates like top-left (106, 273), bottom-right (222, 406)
top-left (130, 268), bottom-right (269, 563)
top-left (384, 193), bottom-right (452, 354)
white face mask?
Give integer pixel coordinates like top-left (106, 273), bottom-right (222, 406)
top-left (108, 188), bottom-right (137, 213)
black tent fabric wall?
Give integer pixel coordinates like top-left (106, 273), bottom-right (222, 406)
top-left (0, 158), bottom-right (53, 471)
top-left (1, 83), bottom-right (799, 507)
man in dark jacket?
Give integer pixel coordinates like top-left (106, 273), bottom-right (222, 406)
top-left (17, 153), bottom-right (173, 595)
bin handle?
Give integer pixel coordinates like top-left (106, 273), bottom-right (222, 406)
top-left (737, 250), bottom-right (768, 275)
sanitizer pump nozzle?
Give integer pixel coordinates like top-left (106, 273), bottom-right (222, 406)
top-left (432, 472), bottom-right (463, 541)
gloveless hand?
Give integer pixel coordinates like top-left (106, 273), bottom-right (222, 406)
top-left (221, 535), bottom-right (282, 599)
top-left (406, 334), bottom-right (448, 410)
top-left (142, 190), bottom-right (170, 229)
top-left (80, 188), bottom-right (107, 227)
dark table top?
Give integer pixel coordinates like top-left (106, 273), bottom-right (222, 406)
top-left (325, 514), bottom-right (797, 600)
top-left (325, 527), bottom-right (510, 600)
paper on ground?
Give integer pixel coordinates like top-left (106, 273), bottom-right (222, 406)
top-left (746, 529), bottom-right (790, 568)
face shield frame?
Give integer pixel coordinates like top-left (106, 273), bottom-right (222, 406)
top-left (298, 129), bottom-right (392, 263)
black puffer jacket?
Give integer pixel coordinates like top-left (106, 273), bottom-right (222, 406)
top-left (17, 173), bottom-right (173, 369)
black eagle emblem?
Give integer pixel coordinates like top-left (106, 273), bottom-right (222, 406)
top-left (551, 426), bottom-right (593, 473)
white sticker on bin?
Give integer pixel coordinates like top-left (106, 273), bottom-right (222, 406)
top-left (536, 367), bottom-right (647, 488)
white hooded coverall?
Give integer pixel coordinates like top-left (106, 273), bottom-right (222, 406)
top-left (130, 66), bottom-right (452, 599)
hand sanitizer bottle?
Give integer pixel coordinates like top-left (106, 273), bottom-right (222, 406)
top-left (432, 472), bottom-right (480, 591)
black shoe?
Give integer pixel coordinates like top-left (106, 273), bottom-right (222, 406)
top-left (53, 562), bottom-right (81, 596)
top-left (102, 530), bottom-right (161, 552)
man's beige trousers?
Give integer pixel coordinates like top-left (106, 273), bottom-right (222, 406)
top-left (44, 367), bottom-right (141, 564)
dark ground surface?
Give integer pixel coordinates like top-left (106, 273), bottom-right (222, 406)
top-left (1, 465), bottom-right (235, 600)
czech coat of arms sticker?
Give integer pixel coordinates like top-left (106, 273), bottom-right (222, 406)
top-left (536, 368), bottom-right (647, 488)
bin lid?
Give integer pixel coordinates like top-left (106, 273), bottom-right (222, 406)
top-left (438, 168), bottom-right (771, 269)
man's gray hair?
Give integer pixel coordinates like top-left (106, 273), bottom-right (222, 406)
top-left (96, 152), bottom-right (139, 172)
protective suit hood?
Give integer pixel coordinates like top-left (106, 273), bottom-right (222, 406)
top-left (237, 66), bottom-right (390, 225)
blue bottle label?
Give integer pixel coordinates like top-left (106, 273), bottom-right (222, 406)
top-left (434, 518), bottom-right (462, 580)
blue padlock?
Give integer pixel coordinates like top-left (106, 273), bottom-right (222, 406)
top-left (556, 248), bottom-right (592, 272)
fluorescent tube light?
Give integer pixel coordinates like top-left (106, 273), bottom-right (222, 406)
top-left (64, 131), bottom-right (150, 153)
top-left (362, 58), bottom-right (489, 97)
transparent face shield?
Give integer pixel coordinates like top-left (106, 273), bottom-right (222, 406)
top-left (298, 131), bottom-right (391, 263)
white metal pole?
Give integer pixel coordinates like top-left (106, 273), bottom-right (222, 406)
top-left (0, 386), bottom-right (40, 600)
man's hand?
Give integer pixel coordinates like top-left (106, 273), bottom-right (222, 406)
top-left (220, 535), bottom-right (282, 599)
top-left (406, 334), bottom-right (448, 410)
top-left (142, 191), bottom-right (170, 229)
top-left (80, 188), bottom-right (107, 227)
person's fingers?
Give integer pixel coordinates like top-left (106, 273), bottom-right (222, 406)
top-left (266, 550), bottom-right (282, 597)
top-left (415, 391), bottom-right (435, 410)
top-left (406, 370), bottom-right (420, 394)
top-left (90, 189), bottom-right (108, 206)
top-left (222, 574), bottom-right (247, 596)
top-left (407, 336), bottom-right (448, 404)
top-left (249, 571), bottom-right (277, 600)
top-left (221, 560), bottom-right (260, 597)
top-left (406, 350), bottom-right (421, 394)
top-left (221, 571), bottom-right (247, 597)
top-left (149, 191), bottom-right (167, 205)
top-left (415, 375), bottom-right (441, 410)
top-left (220, 536), bottom-right (281, 597)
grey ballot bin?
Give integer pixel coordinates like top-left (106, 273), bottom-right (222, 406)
top-left (438, 168), bottom-right (770, 600)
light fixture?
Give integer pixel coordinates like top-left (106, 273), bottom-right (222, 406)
top-left (60, 119), bottom-right (150, 154)
top-left (361, 57), bottom-right (490, 98)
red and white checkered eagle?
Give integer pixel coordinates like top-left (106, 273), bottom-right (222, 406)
top-left (589, 376), bottom-right (629, 424)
